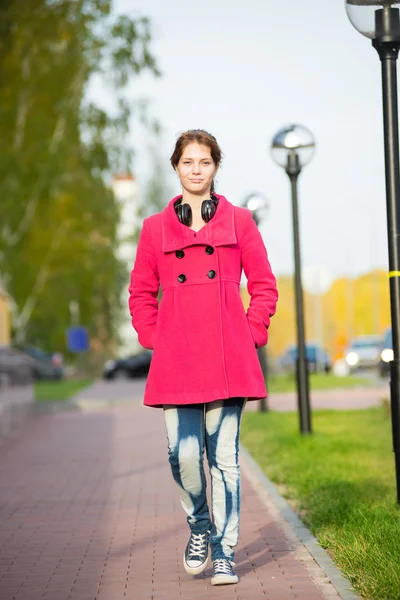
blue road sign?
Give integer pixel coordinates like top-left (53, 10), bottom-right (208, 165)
top-left (66, 326), bottom-right (89, 352)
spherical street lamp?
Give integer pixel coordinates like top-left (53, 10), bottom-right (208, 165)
top-left (242, 191), bottom-right (269, 226)
top-left (346, 0), bottom-right (400, 40)
top-left (271, 125), bottom-right (315, 170)
top-left (242, 191), bottom-right (270, 412)
top-left (271, 124), bottom-right (316, 435)
top-left (345, 0), bottom-right (400, 504)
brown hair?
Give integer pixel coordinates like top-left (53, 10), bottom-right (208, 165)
top-left (170, 129), bottom-right (223, 194)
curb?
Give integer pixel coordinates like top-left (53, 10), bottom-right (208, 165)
top-left (239, 443), bottom-right (361, 600)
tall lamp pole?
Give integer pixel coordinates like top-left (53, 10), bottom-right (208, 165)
top-left (242, 192), bottom-right (270, 412)
top-left (345, 0), bottom-right (400, 504)
top-left (271, 125), bottom-right (315, 435)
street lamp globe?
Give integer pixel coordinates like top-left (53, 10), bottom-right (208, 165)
top-left (345, 0), bottom-right (400, 41)
top-left (271, 124), bottom-right (316, 170)
top-left (243, 192), bottom-right (269, 213)
top-left (242, 192), bottom-right (269, 227)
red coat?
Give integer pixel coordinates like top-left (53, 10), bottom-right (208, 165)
top-left (128, 193), bottom-right (278, 408)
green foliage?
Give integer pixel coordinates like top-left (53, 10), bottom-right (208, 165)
top-left (0, 0), bottom-right (160, 358)
top-left (241, 408), bottom-right (400, 600)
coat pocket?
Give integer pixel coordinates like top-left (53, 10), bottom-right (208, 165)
top-left (151, 287), bottom-right (174, 351)
top-left (246, 315), bottom-right (269, 349)
top-left (138, 323), bottom-right (157, 350)
top-left (246, 315), bottom-right (258, 349)
top-left (223, 281), bottom-right (258, 350)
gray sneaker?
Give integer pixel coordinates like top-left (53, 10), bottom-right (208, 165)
top-left (183, 529), bottom-right (210, 575)
top-left (211, 558), bottom-right (239, 585)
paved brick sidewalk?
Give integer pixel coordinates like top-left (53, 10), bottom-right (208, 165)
top-left (0, 397), bottom-right (343, 600)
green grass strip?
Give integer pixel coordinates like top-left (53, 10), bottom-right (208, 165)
top-left (241, 408), bottom-right (400, 600)
top-left (34, 379), bottom-right (92, 402)
top-left (268, 373), bottom-right (378, 393)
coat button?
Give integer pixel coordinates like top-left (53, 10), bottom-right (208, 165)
top-left (178, 274), bottom-right (186, 283)
top-left (207, 270), bottom-right (216, 279)
top-left (175, 250), bottom-right (185, 259)
top-left (205, 245), bottom-right (214, 255)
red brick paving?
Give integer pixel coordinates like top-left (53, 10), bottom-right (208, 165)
top-left (0, 394), bottom-right (340, 600)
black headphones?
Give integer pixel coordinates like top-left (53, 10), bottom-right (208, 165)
top-left (174, 194), bottom-right (219, 227)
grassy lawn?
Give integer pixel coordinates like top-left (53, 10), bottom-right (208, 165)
top-left (241, 407), bottom-right (400, 600)
top-left (34, 379), bottom-right (92, 402)
top-left (267, 372), bottom-right (378, 393)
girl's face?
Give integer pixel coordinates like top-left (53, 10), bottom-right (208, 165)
top-left (175, 142), bottom-right (218, 196)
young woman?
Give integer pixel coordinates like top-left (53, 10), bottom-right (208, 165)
top-left (128, 129), bottom-right (278, 586)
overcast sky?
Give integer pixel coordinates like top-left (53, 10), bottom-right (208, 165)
top-left (103, 0), bottom-right (395, 279)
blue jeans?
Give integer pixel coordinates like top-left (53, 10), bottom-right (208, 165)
top-left (163, 397), bottom-right (246, 561)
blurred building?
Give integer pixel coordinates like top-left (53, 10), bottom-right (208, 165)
top-left (111, 173), bottom-right (142, 356)
top-left (0, 283), bottom-right (10, 346)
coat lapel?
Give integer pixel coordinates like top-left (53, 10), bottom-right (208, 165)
top-left (161, 193), bottom-right (237, 253)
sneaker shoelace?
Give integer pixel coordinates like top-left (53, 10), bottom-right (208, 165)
top-left (187, 531), bottom-right (209, 559)
top-left (213, 559), bottom-right (234, 575)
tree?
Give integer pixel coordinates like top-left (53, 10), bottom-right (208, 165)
top-left (0, 0), bottom-right (160, 363)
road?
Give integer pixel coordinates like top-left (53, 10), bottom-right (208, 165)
top-left (71, 377), bottom-right (390, 412)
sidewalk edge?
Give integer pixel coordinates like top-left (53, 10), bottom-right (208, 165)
top-left (239, 443), bottom-right (361, 600)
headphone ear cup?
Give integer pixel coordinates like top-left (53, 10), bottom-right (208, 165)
top-left (201, 197), bottom-right (218, 222)
top-left (176, 202), bottom-right (192, 226)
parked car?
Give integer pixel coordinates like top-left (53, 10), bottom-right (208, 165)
top-left (344, 335), bottom-right (382, 372)
top-left (378, 328), bottom-right (393, 377)
top-left (16, 346), bottom-right (64, 380)
top-left (0, 346), bottom-right (34, 386)
top-left (278, 344), bottom-right (332, 374)
top-left (103, 350), bottom-right (153, 380)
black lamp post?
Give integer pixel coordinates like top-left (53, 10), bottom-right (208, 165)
top-left (345, 0), bottom-right (400, 504)
top-left (242, 192), bottom-right (270, 412)
top-left (271, 125), bottom-right (315, 435)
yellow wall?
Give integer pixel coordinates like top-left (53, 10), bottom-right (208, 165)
top-left (0, 292), bottom-right (10, 346)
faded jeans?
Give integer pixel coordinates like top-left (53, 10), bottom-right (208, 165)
top-left (163, 397), bottom-right (246, 561)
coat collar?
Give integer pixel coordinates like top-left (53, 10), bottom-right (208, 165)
top-left (161, 193), bottom-right (237, 252)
